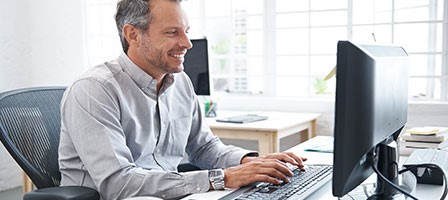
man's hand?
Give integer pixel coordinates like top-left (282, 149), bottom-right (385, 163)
top-left (223, 152), bottom-right (307, 188)
top-left (241, 152), bottom-right (307, 170)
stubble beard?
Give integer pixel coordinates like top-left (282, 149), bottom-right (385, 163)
top-left (140, 36), bottom-right (183, 74)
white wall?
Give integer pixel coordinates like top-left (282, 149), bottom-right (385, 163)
top-left (0, 0), bottom-right (31, 92)
top-left (0, 0), bottom-right (85, 92)
top-left (0, 0), bottom-right (85, 191)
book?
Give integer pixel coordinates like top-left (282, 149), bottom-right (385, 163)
top-left (399, 145), bottom-right (415, 156)
top-left (401, 130), bottom-right (448, 143)
top-left (401, 140), bottom-right (448, 149)
top-left (399, 128), bottom-right (448, 156)
top-left (406, 126), bottom-right (445, 136)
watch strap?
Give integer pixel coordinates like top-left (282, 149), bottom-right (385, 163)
top-left (209, 169), bottom-right (225, 190)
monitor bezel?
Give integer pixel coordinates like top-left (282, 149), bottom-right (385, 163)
top-left (183, 38), bottom-right (211, 96)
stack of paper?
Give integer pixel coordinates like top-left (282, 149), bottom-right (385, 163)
top-left (400, 126), bottom-right (448, 155)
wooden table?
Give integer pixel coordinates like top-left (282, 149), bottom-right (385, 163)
top-left (206, 111), bottom-right (320, 155)
top-left (23, 173), bottom-right (33, 192)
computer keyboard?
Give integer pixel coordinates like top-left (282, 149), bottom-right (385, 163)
top-left (219, 164), bottom-right (333, 200)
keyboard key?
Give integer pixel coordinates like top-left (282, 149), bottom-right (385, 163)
top-left (220, 164), bottom-right (333, 200)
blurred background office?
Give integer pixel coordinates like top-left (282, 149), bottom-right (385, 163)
top-left (1, 0), bottom-right (447, 199)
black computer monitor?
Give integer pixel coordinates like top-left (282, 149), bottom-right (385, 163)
top-left (332, 41), bottom-right (411, 198)
top-left (183, 38), bottom-right (210, 96)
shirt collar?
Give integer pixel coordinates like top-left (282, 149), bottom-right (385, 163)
top-left (117, 52), bottom-right (176, 95)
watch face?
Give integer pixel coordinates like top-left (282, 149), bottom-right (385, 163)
top-left (209, 169), bottom-right (225, 190)
top-left (213, 169), bottom-right (223, 177)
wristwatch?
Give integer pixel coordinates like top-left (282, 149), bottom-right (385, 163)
top-left (208, 169), bottom-right (225, 190)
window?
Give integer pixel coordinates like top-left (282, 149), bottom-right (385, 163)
top-left (84, 0), bottom-right (448, 101)
top-left (84, 0), bottom-right (122, 67)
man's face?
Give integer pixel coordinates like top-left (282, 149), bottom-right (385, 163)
top-left (139, 0), bottom-right (192, 75)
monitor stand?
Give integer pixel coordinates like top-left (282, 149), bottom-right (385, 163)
top-left (368, 140), bottom-right (417, 200)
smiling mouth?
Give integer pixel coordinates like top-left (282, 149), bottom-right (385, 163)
top-left (169, 53), bottom-right (185, 59)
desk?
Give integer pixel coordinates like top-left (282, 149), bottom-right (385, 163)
top-left (206, 111), bottom-right (320, 155)
top-left (185, 136), bottom-right (447, 200)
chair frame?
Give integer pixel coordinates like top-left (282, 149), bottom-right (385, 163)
top-left (0, 87), bottom-right (65, 188)
top-left (0, 87), bottom-right (201, 200)
top-left (0, 87), bottom-right (99, 200)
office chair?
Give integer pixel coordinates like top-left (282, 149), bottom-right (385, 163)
top-left (0, 87), bottom-right (99, 200)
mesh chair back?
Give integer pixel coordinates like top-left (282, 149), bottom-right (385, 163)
top-left (0, 87), bottom-right (66, 189)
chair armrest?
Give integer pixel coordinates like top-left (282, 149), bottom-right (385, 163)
top-left (177, 163), bottom-right (201, 172)
top-left (23, 186), bottom-right (100, 200)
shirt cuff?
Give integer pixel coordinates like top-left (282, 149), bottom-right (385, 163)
top-left (227, 150), bottom-right (259, 167)
top-left (243, 152), bottom-right (260, 158)
top-left (183, 170), bottom-right (210, 194)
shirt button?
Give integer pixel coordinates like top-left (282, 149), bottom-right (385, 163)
top-left (196, 186), bottom-right (201, 191)
top-left (156, 149), bottom-right (160, 153)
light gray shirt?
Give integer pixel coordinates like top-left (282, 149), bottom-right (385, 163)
top-left (59, 52), bottom-right (256, 200)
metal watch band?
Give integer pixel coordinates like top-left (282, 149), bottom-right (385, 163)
top-left (209, 169), bottom-right (225, 190)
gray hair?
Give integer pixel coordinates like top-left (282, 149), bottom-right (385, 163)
top-left (115, 0), bottom-right (183, 53)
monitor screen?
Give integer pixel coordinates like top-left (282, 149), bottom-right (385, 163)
top-left (183, 38), bottom-right (210, 96)
top-left (332, 41), bottom-right (410, 198)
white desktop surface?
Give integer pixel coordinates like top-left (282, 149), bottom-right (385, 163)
top-left (205, 111), bottom-right (320, 155)
top-left (206, 111), bottom-right (319, 132)
top-left (184, 136), bottom-right (447, 200)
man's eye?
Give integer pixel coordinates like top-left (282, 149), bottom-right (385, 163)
top-left (166, 31), bottom-right (177, 35)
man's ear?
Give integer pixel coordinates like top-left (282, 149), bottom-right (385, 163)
top-left (123, 24), bottom-right (140, 47)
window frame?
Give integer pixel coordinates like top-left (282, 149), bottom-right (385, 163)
top-left (84, 0), bottom-right (448, 102)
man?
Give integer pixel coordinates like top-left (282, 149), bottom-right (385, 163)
top-left (58, 0), bottom-right (307, 199)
